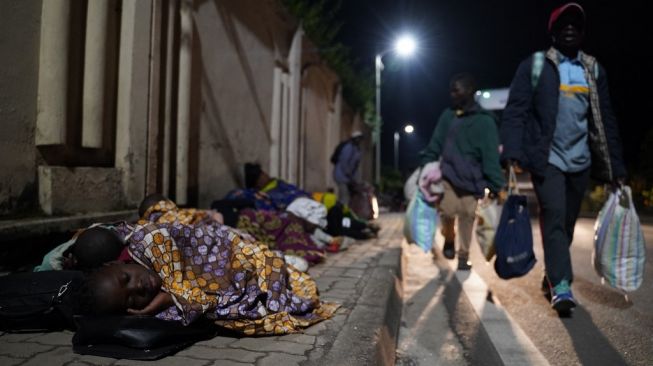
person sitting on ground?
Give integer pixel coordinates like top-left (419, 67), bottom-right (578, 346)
top-left (243, 162), bottom-right (311, 211)
top-left (35, 224), bottom-right (132, 272)
top-left (74, 220), bottom-right (338, 335)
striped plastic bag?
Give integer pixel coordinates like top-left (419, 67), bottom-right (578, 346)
top-left (403, 190), bottom-right (438, 252)
top-left (593, 186), bottom-right (646, 292)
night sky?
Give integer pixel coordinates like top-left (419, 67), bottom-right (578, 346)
top-left (335, 0), bottom-right (650, 176)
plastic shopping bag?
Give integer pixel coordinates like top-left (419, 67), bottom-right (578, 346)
top-left (418, 162), bottom-right (444, 203)
top-left (404, 168), bottom-right (420, 201)
top-left (403, 190), bottom-right (438, 252)
top-left (476, 196), bottom-right (502, 261)
top-left (494, 167), bottom-right (536, 279)
top-left (593, 186), bottom-right (646, 292)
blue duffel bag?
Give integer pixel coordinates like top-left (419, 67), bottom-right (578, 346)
top-left (494, 168), bottom-right (536, 279)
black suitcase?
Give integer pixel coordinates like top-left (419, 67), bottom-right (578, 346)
top-left (72, 315), bottom-right (219, 360)
top-left (0, 270), bottom-right (84, 332)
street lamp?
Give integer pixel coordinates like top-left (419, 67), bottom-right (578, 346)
top-left (394, 124), bottom-right (414, 170)
top-left (375, 34), bottom-right (417, 185)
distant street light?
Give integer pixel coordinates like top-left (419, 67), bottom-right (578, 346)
top-left (394, 124), bottom-right (415, 170)
top-left (375, 35), bottom-right (417, 184)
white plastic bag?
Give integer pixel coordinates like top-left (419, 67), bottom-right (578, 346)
top-left (476, 196), bottom-right (502, 261)
top-left (404, 168), bottom-right (420, 201)
top-left (593, 186), bottom-right (646, 292)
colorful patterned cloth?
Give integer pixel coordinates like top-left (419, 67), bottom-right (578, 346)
top-left (260, 179), bottom-right (311, 210)
top-left (141, 199), bottom-right (215, 226)
top-left (236, 209), bottom-right (325, 264)
top-left (224, 189), bottom-right (279, 211)
top-left (127, 221), bottom-right (337, 335)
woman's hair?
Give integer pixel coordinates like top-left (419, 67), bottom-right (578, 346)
top-left (73, 227), bottom-right (124, 271)
top-left (138, 193), bottom-right (168, 217)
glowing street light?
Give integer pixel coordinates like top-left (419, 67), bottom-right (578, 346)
top-left (375, 34), bottom-right (418, 184)
top-left (395, 35), bottom-right (417, 57)
top-left (394, 124), bottom-right (415, 170)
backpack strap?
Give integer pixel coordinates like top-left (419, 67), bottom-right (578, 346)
top-left (593, 60), bottom-right (599, 79)
top-left (531, 51), bottom-right (545, 89)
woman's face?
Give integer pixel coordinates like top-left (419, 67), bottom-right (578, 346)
top-left (95, 263), bottom-right (162, 314)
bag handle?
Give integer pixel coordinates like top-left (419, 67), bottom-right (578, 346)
top-left (508, 165), bottom-right (519, 196)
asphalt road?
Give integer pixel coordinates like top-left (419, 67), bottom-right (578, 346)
top-left (465, 217), bottom-right (653, 366)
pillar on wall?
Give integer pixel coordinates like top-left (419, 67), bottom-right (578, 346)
top-left (82, 0), bottom-right (117, 148)
top-left (161, 0), bottom-right (178, 197)
top-left (269, 66), bottom-right (283, 178)
top-left (115, 0), bottom-right (152, 206)
top-left (326, 85), bottom-right (343, 189)
top-left (287, 27), bottom-right (303, 184)
top-left (175, 0), bottom-right (193, 205)
top-left (280, 72), bottom-right (290, 180)
top-left (35, 0), bottom-right (71, 145)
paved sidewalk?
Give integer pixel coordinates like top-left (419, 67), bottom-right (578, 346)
top-left (0, 214), bottom-right (404, 366)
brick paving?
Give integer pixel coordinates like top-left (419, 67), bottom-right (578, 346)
top-left (0, 214), bottom-right (404, 366)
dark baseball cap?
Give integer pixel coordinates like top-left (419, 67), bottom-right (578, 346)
top-left (548, 3), bottom-right (585, 32)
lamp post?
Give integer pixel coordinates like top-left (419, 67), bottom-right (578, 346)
top-left (393, 124), bottom-right (414, 170)
top-left (374, 35), bottom-right (417, 185)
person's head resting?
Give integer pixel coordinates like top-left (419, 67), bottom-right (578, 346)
top-left (449, 72), bottom-right (477, 110)
top-left (138, 193), bottom-right (169, 218)
top-left (244, 162), bottom-right (270, 190)
top-left (74, 263), bottom-right (162, 315)
top-left (549, 3), bottom-right (585, 55)
top-left (351, 130), bottom-right (364, 146)
top-left (63, 227), bottom-right (124, 271)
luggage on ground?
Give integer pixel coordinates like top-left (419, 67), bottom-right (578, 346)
top-left (72, 315), bottom-right (217, 360)
top-left (350, 182), bottom-right (376, 220)
top-left (0, 270), bottom-right (84, 332)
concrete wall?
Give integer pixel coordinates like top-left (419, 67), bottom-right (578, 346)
top-left (300, 66), bottom-right (337, 192)
top-left (0, 0), bottom-right (372, 220)
top-left (194, 0), bottom-right (284, 207)
top-left (0, 0), bottom-right (42, 216)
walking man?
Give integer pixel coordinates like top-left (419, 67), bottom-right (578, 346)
top-left (500, 3), bottom-right (626, 314)
top-left (420, 73), bottom-right (505, 270)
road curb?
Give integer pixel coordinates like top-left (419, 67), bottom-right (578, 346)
top-left (315, 243), bottom-right (403, 366)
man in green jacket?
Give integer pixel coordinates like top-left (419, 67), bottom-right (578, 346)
top-left (420, 73), bottom-right (505, 270)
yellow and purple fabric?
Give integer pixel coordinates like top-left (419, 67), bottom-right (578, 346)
top-left (236, 208), bottom-right (326, 264)
top-left (127, 220), bottom-right (337, 335)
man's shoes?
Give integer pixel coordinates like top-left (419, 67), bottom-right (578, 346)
top-left (457, 256), bottom-right (471, 271)
top-left (442, 241), bottom-right (455, 260)
top-left (550, 280), bottom-right (576, 315)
